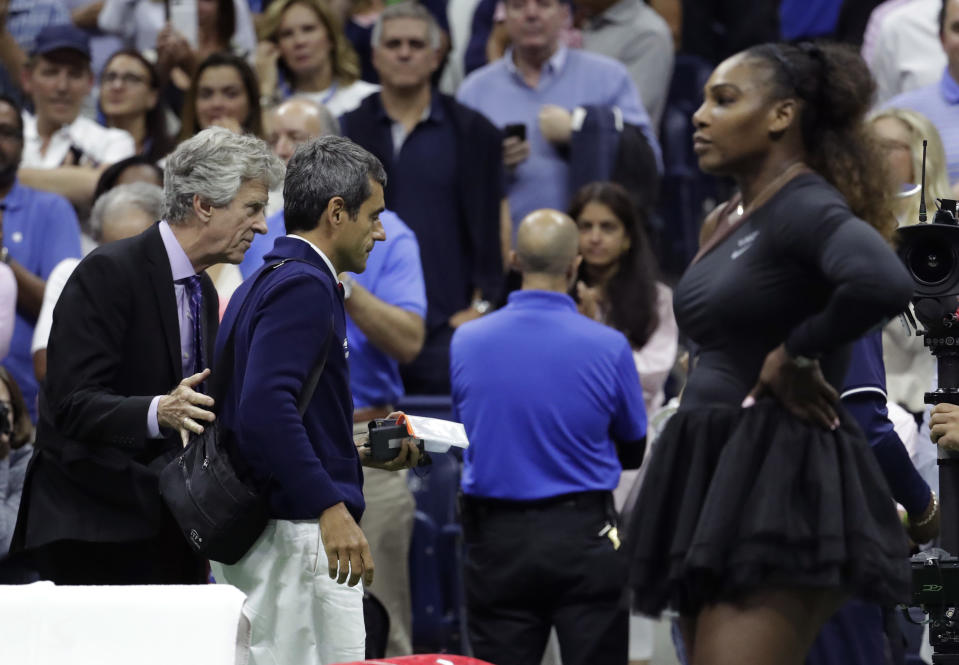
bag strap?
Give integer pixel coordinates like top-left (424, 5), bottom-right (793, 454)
top-left (296, 310), bottom-right (334, 416)
top-left (210, 259), bottom-right (336, 415)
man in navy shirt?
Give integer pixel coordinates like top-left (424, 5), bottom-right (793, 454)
top-left (240, 97), bottom-right (427, 655)
top-left (211, 136), bottom-right (421, 665)
top-left (450, 208), bottom-right (647, 665)
top-left (341, 1), bottom-right (506, 395)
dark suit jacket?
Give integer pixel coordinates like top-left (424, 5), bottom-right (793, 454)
top-left (217, 237), bottom-right (363, 522)
top-left (11, 223), bottom-right (219, 549)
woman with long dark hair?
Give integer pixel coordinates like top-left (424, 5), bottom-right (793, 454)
top-left (568, 181), bottom-right (677, 416)
top-left (99, 50), bottom-right (173, 163)
top-left (626, 42), bottom-right (915, 665)
top-left (178, 52), bottom-right (265, 141)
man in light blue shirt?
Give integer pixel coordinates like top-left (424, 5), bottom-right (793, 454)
top-left (457, 0), bottom-right (661, 231)
top-left (885, 0), bottom-right (959, 184)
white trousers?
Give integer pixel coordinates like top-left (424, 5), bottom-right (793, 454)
top-left (211, 519), bottom-right (365, 665)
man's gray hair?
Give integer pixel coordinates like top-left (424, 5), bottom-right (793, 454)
top-left (283, 136), bottom-right (386, 234)
top-left (163, 127), bottom-right (285, 224)
top-left (371, 1), bottom-right (442, 50)
top-left (89, 182), bottom-right (164, 240)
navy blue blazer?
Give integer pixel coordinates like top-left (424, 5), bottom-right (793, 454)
top-left (216, 236), bottom-right (364, 521)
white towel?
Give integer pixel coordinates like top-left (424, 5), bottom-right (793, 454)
top-left (0, 582), bottom-right (249, 665)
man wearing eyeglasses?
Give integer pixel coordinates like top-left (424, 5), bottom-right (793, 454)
top-left (16, 24), bottom-right (135, 210)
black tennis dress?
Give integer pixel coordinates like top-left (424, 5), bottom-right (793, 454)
top-left (627, 172), bottom-right (915, 616)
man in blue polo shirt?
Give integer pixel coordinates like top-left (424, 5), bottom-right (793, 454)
top-left (0, 94), bottom-right (81, 421)
top-left (884, 0), bottom-right (959, 184)
top-left (456, 0), bottom-right (662, 232)
top-left (450, 208), bottom-right (647, 665)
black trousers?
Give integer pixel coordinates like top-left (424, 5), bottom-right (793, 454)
top-left (26, 508), bottom-right (206, 585)
top-left (462, 492), bottom-right (628, 665)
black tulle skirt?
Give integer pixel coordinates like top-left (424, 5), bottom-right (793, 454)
top-left (625, 400), bottom-right (912, 617)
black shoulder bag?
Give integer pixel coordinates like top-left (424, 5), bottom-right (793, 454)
top-left (159, 259), bottom-right (334, 565)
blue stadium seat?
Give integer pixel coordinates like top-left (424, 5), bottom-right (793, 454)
top-left (401, 395), bottom-right (467, 653)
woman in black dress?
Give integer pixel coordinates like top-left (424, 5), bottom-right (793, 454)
top-left (626, 42), bottom-right (914, 664)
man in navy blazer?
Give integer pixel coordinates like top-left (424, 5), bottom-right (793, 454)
top-left (211, 135), bottom-right (421, 665)
top-left (10, 128), bottom-right (284, 584)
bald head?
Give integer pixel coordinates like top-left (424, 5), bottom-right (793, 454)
top-left (268, 97), bottom-right (338, 164)
top-left (515, 209), bottom-right (579, 275)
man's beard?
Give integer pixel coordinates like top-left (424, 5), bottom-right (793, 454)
top-left (0, 158), bottom-right (19, 187)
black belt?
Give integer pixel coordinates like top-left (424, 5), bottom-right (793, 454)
top-left (462, 490), bottom-right (610, 515)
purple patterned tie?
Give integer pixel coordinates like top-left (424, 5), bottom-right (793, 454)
top-left (181, 275), bottom-right (204, 379)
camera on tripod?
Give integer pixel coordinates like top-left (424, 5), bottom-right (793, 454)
top-left (896, 142), bottom-right (959, 661)
top-left (898, 197), bottom-right (959, 342)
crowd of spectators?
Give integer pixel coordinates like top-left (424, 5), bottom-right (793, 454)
top-left (0, 0), bottom-right (956, 664)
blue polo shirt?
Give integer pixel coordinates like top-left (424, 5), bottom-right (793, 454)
top-left (238, 209), bottom-right (284, 281)
top-left (451, 290), bottom-right (647, 500)
top-left (238, 209), bottom-right (427, 408)
top-left (457, 47), bottom-right (662, 227)
top-left (886, 68), bottom-right (959, 183)
top-left (345, 212), bottom-right (426, 408)
top-left (1, 181), bottom-right (82, 420)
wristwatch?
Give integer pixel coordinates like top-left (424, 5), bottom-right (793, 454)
top-left (472, 299), bottom-right (491, 315)
top-left (341, 274), bottom-right (355, 300)
top-left (790, 354), bottom-right (817, 369)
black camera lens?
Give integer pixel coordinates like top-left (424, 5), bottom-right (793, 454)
top-left (908, 240), bottom-right (955, 286)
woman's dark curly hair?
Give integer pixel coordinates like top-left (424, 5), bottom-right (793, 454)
top-left (568, 181), bottom-right (660, 349)
top-left (744, 41), bottom-right (896, 242)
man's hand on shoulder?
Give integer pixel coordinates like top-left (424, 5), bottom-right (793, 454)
top-left (157, 369), bottom-right (215, 447)
top-left (319, 502), bottom-right (374, 587)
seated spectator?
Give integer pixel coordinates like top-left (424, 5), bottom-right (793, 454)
top-left (871, 107), bottom-right (951, 225)
top-left (345, 0), bottom-right (450, 85)
top-left (867, 0), bottom-right (945, 104)
top-left (255, 0), bottom-right (379, 116)
top-left (457, 0), bottom-right (661, 234)
top-left (883, 0), bottom-right (959, 184)
top-left (99, 0), bottom-right (257, 65)
top-left (569, 182), bottom-right (676, 416)
top-left (869, 107), bottom-right (948, 419)
top-left (61, 0), bottom-right (124, 80)
top-left (99, 49), bottom-right (174, 163)
top-left (260, 96), bottom-right (337, 219)
top-left (17, 25), bottom-right (136, 209)
top-left (92, 154), bottom-right (163, 203)
top-left (32, 182), bottom-right (162, 383)
top-left (0, 93), bottom-right (82, 422)
top-left (0, 368), bottom-right (34, 555)
top-left (178, 51), bottom-right (266, 141)
top-left (578, 0), bottom-right (674, 128)
top-left (341, 1), bottom-right (505, 394)
top-left (4, 0), bottom-right (70, 57)
top-left (152, 0), bottom-right (259, 102)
